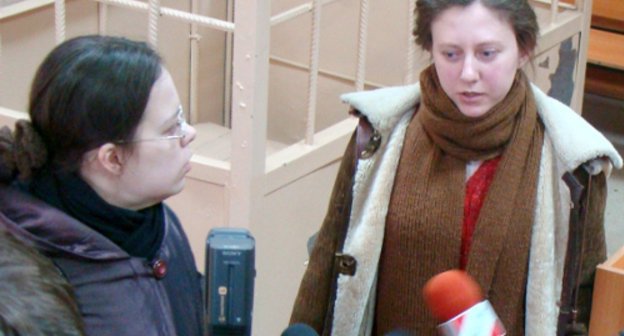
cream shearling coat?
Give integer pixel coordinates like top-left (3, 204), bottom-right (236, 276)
top-left (331, 83), bottom-right (623, 335)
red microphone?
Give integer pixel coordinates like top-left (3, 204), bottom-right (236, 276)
top-left (423, 270), bottom-right (506, 336)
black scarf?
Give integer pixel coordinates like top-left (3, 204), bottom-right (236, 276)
top-left (29, 169), bottom-right (165, 260)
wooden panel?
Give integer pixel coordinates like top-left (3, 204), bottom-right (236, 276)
top-left (592, 0), bottom-right (624, 33)
top-left (588, 28), bottom-right (624, 71)
top-left (585, 64), bottom-right (624, 99)
top-left (589, 245), bottom-right (624, 335)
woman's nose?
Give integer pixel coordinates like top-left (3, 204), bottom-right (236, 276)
top-left (181, 124), bottom-right (197, 146)
top-left (460, 57), bottom-right (479, 82)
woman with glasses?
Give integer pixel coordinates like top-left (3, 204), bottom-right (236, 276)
top-left (0, 35), bottom-right (202, 336)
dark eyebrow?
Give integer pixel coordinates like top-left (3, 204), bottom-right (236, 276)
top-left (436, 41), bottom-right (503, 49)
top-left (436, 43), bottom-right (460, 49)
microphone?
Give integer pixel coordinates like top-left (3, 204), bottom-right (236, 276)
top-left (280, 323), bottom-right (319, 336)
top-left (422, 269), bottom-right (506, 336)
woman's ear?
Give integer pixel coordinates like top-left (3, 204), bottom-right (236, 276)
top-left (518, 51), bottom-right (530, 68)
top-left (96, 143), bottom-right (125, 175)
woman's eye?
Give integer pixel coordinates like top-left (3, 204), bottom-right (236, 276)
top-left (442, 50), bottom-right (459, 61)
top-left (479, 49), bottom-right (498, 60)
top-left (165, 125), bottom-right (179, 135)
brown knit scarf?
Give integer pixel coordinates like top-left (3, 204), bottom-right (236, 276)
top-left (374, 65), bottom-right (544, 335)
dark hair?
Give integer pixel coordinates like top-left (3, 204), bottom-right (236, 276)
top-left (0, 229), bottom-right (85, 336)
top-left (414, 0), bottom-right (539, 57)
top-left (0, 35), bottom-right (162, 181)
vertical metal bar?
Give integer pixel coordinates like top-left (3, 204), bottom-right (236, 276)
top-left (305, 0), bottom-right (321, 145)
top-left (572, 0), bottom-right (592, 113)
top-left (355, 0), bottom-right (369, 91)
top-left (98, 2), bottom-right (108, 35)
top-left (550, 0), bottom-right (560, 25)
top-left (229, 0), bottom-right (269, 228)
top-left (405, 0), bottom-right (416, 84)
top-left (147, 0), bottom-right (159, 48)
top-left (54, 0), bottom-right (65, 44)
top-left (224, 0), bottom-right (234, 127)
top-left (189, 0), bottom-right (199, 124)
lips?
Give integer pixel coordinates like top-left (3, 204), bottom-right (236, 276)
top-left (182, 152), bottom-right (193, 174)
top-left (459, 91), bottom-right (484, 104)
top-left (461, 91), bottom-right (483, 97)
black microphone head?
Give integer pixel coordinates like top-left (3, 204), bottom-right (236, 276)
top-left (280, 323), bottom-right (319, 336)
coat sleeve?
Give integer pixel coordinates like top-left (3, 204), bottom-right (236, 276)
top-left (577, 171), bottom-right (607, 326)
top-left (289, 132), bottom-right (357, 334)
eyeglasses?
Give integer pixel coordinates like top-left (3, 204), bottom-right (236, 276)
top-left (117, 106), bottom-right (189, 144)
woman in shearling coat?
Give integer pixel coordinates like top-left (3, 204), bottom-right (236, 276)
top-left (289, 1), bottom-right (623, 335)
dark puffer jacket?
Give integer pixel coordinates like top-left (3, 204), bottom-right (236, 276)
top-left (0, 185), bottom-right (204, 336)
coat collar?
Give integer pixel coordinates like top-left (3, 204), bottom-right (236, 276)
top-left (0, 184), bottom-right (129, 260)
top-left (342, 83), bottom-right (623, 172)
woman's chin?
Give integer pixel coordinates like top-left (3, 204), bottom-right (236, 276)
top-left (458, 105), bottom-right (490, 118)
top-left (170, 180), bottom-right (186, 197)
